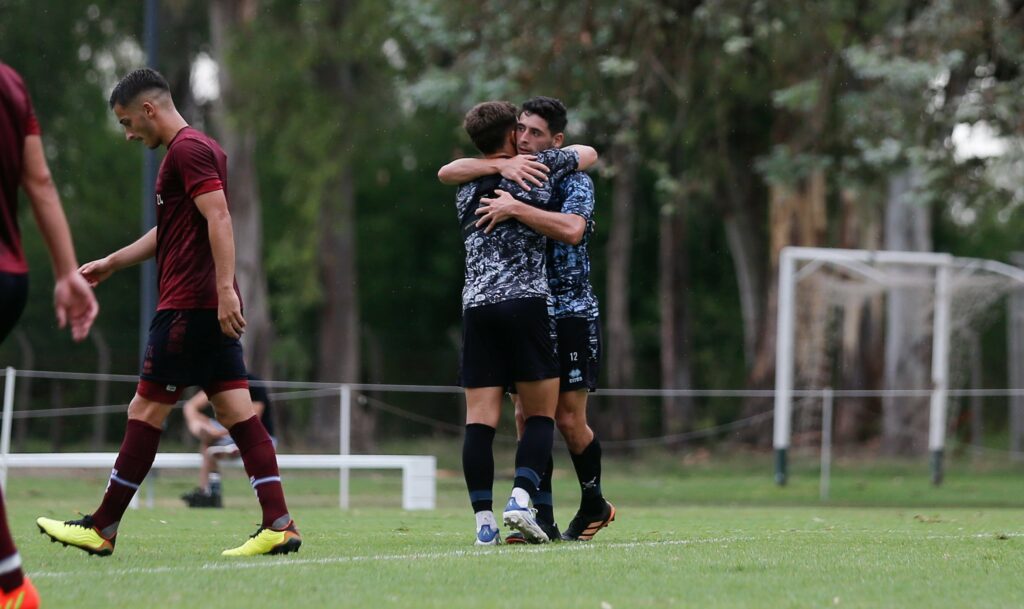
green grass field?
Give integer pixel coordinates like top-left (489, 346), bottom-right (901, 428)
top-left (5, 455), bottom-right (1023, 608)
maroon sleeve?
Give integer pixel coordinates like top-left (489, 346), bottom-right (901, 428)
top-left (24, 112), bottom-right (39, 136)
top-left (6, 66), bottom-right (40, 136)
top-left (173, 138), bottom-right (223, 199)
top-left (23, 82), bottom-right (39, 136)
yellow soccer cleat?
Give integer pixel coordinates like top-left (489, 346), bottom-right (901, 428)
top-left (36, 515), bottom-right (116, 557)
top-left (0, 576), bottom-right (40, 609)
top-left (222, 520), bottom-right (301, 557)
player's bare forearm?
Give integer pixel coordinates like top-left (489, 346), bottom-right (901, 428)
top-left (108, 227), bottom-right (157, 270)
top-left (194, 190), bottom-right (237, 292)
top-left (513, 204), bottom-right (586, 245)
top-left (439, 155), bottom-right (549, 190)
top-left (22, 135), bottom-right (79, 278)
top-left (195, 189), bottom-right (245, 337)
top-left (476, 189), bottom-right (586, 243)
top-left (565, 145), bottom-right (598, 171)
top-left (207, 212), bottom-right (237, 293)
top-left (437, 158), bottom-right (502, 185)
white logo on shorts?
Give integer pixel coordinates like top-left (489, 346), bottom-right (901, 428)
top-left (569, 368), bottom-right (582, 383)
top-left (165, 384), bottom-right (177, 392)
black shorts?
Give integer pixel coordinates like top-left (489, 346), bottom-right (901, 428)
top-left (459, 297), bottom-right (559, 388)
top-left (0, 272), bottom-right (28, 344)
top-left (137, 309), bottom-right (248, 403)
top-left (555, 316), bottom-right (601, 392)
top-left (509, 316), bottom-right (601, 394)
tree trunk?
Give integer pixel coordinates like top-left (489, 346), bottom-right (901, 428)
top-left (49, 382), bottom-right (63, 453)
top-left (209, 0), bottom-right (274, 380)
top-left (744, 169), bottom-right (828, 446)
top-left (603, 140), bottom-right (639, 443)
top-left (882, 169), bottom-right (931, 456)
top-left (658, 196), bottom-right (694, 449)
top-left (90, 328), bottom-right (111, 450)
top-left (314, 161), bottom-right (372, 451)
top-left (835, 188), bottom-right (884, 447)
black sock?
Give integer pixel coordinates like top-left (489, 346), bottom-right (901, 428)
top-left (535, 454), bottom-right (555, 524)
top-left (571, 437), bottom-right (604, 513)
top-left (463, 423), bottom-right (496, 513)
top-left (513, 416), bottom-right (554, 500)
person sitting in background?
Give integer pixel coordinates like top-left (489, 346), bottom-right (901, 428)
top-left (181, 374), bottom-right (275, 508)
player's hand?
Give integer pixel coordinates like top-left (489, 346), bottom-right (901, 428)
top-left (498, 155), bottom-right (548, 191)
top-left (78, 256), bottom-right (116, 288)
top-left (476, 189), bottom-right (520, 234)
top-left (217, 287), bottom-right (246, 339)
top-left (53, 272), bottom-right (99, 342)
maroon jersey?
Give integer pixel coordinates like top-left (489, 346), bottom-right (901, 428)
top-left (0, 63), bottom-right (41, 274)
top-left (154, 126), bottom-right (240, 310)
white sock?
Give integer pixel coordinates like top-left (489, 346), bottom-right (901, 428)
top-left (475, 510), bottom-right (496, 530)
top-left (510, 487), bottom-right (531, 509)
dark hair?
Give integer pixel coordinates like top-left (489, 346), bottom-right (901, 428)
top-left (108, 68), bottom-right (170, 109)
top-left (463, 101), bottom-right (518, 154)
top-left (521, 96), bottom-right (567, 135)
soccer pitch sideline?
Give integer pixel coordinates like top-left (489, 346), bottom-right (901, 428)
top-left (4, 467), bottom-right (1023, 609)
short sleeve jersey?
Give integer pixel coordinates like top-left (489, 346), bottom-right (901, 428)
top-left (548, 172), bottom-right (599, 320)
top-left (154, 127), bottom-right (240, 310)
top-left (0, 63), bottom-right (41, 274)
top-left (455, 148), bottom-right (579, 310)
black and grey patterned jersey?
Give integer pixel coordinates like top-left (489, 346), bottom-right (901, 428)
top-left (548, 171), bottom-right (600, 320)
top-left (455, 148), bottom-right (580, 310)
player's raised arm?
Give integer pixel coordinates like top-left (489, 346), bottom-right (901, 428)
top-left (438, 154), bottom-right (550, 190)
top-left (21, 133), bottom-right (98, 341)
top-left (194, 189), bottom-right (245, 339)
top-left (79, 227), bottom-right (157, 288)
top-left (564, 144), bottom-right (598, 171)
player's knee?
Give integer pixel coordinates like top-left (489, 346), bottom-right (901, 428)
top-left (555, 408), bottom-right (584, 436)
top-left (127, 397), bottom-right (171, 427)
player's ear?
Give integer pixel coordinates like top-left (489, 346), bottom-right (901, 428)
top-left (553, 133), bottom-right (564, 148)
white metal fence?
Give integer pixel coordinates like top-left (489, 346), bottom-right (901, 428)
top-left (2, 367), bottom-right (1023, 505)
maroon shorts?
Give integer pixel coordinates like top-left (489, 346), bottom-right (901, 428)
top-left (137, 309), bottom-right (248, 403)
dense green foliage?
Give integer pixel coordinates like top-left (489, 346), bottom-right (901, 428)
top-left (2, 1), bottom-right (1023, 446)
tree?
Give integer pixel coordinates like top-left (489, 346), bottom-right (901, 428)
top-left (208, 0), bottom-right (275, 380)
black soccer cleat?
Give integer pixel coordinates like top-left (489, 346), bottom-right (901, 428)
top-left (561, 500), bottom-right (616, 541)
top-left (181, 487), bottom-right (223, 508)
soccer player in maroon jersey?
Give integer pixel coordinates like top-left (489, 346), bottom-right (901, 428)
top-left (36, 68), bottom-right (301, 557)
top-left (0, 60), bottom-right (100, 609)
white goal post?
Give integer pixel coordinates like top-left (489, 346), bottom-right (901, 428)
top-left (773, 246), bottom-right (1024, 486)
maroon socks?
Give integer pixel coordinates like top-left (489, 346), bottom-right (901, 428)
top-left (92, 419), bottom-right (162, 536)
top-left (229, 415), bottom-right (290, 528)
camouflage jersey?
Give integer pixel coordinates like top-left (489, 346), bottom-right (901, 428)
top-left (455, 148), bottom-right (579, 310)
top-left (547, 171), bottom-right (599, 321)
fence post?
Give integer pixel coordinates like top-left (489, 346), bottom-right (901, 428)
top-left (339, 385), bottom-right (351, 509)
top-left (1008, 252), bottom-right (1024, 462)
top-left (820, 388), bottom-right (833, 502)
top-left (773, 249), bottom-right (797, 486)
top-left (929, 264), bottom-right (951, 486)
top-left (1, 367), bottom-right (15, 489)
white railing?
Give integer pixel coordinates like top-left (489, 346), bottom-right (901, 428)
top-left (2, 367), bottom-right (1023, 504)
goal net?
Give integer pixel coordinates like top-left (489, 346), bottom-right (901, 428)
top-left (772, 247), bottom-right (1024, 485)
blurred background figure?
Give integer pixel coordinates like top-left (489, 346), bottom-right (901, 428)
top-left (181, 374), bottom-right (276, 508)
